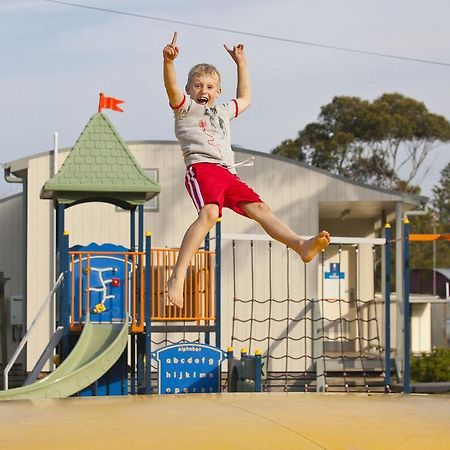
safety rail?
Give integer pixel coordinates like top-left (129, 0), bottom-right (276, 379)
top-left (69, 248), bottom-right (215, 333)
top-left (151, 248), bottom-right (215, 322)
top-left (3, 272), bottom-right (64, 390)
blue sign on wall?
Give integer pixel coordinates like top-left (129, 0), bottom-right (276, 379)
top-left (324, 262), bottom-right (345, 279)
top-left (152, 343), bottom-right (227, 394)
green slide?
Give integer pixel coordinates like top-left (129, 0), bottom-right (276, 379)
top-left (0, 318), bottom-right (128, 401)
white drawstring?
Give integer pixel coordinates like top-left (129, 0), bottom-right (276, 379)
top-left (228, 156), bottom-right (255, 169)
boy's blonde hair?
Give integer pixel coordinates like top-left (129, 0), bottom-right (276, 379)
top-left (187, 64), bottom-right (221, 87)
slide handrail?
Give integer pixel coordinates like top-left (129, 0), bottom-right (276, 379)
top-left (3, 272), bottom-right (64, 390)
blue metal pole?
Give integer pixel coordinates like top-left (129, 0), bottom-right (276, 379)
top-left (384, 223), bottom-right (392, 393)
top-left (130, 336), bottom-right (136, 395)
top-left (215, 219), bottom-right (222, 348)
top-left (129, 208), bottom-right (136, 394)
top-left (138, 205), bottom-right (144, 252)
top-left (136, 210), bottom-right (145, 393)
top-left (145, 232), bottom-right (152, 394)
top-left (137, 205), bottom-right (144, 335)
top-left (56, 203), bottom-right (65, 326)
top-left (61, 230), bottom-right (70, 361)
top-left (130, 208), bottom-right (136, 250)
top-left (403, 218), bottom-right (411, 394)
top-left (137, 335), bottom-right (144, 394)
top-left (254, 350), bottom-right (262, 392)
top-left (204, 231), bottom-right (211, 345)
top-left (204, 231), bottom-right (210, 251)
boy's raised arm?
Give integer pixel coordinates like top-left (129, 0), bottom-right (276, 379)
top-left (224, 43), bottom-right (251, 114)
top-left (163, 32), bottom-right (184, 108)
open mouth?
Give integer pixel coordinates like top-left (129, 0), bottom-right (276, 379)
top-left (197, 96), bottom-right (208, 105)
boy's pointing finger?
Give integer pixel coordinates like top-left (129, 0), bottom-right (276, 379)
top-left (171, 31), bottom-right (178, 45)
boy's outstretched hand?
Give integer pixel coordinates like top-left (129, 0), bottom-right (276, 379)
top-left (224, 43), bottom-right (246, 65)
top-left (163, 31), bottom-right (179, 61)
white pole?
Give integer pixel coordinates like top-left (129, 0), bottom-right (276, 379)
top-left (53, 132), bottom-right (58, 174)
top-left (432, 214), bottom-right (437, 296)
top-left (51, 132), bottom-right (58, 370)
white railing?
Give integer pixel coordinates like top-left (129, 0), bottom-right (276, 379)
top-left (219, 233), bottom-right (386, 246)
top-left (3, 273), bottom-right (64, 390)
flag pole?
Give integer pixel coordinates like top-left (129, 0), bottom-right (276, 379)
top-left (98, 92), bottom-right (104, 113)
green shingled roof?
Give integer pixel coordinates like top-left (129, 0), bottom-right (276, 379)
top-left (40, 112), bottom-right (160, 209)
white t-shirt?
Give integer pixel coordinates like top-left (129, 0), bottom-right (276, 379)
top-left (172, 95), bottom-right (239, 172)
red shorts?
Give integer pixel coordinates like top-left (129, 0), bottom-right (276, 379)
top-left (185, 163), bottom-right (263, 217)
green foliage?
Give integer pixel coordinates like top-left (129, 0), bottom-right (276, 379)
top-left (408, 162), bottom-right (450, 270)
top-left (409, 214), bottom-right (450, 270)
top-left (432, 162), bottom-right (450, 226)
top-left (411, 348), bottom-right (450, 383)
top-left (272, 93), bottom-right (450, 191)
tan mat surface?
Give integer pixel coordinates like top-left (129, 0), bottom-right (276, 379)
top-left (0, 392), bottom-right (449, 449)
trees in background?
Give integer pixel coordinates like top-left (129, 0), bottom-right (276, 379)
top-left (432, 162), bottom-right (450, 226)
top-left (272, 93), bottom-right (450, 192)
top-left (272, 93), bottom-right (450, 269)
top-left (409, 162), bottom-right (450, 270)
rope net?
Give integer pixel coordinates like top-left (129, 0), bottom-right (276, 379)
top-left (227, 238), bottom-right (386, 392)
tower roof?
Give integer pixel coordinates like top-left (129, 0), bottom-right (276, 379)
top-left (40, 112), bottom-right (160, 209)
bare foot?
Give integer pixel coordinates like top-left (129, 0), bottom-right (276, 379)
top-left (167, 276), bottom-right (184, 309)
top-left (299, 230), bottom-right (331, 263)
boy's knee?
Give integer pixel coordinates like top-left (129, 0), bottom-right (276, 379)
top-left (256, 203), bottom-right (271, 214)
top-left (199, 204), bottom-right (220, 225)
top-left (244, 202), bottom-right (271, 217)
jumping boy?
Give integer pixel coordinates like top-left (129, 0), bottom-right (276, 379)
top-left (163, 32), bottom-right (330, 308)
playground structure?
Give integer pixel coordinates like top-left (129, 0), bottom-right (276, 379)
top-left (1, 216), bottom-right (422, 399)
top-left (0, 109), bottom-right (447, 401)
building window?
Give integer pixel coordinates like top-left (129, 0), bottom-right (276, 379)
top-left (144, 168), bottom-right (159, 211)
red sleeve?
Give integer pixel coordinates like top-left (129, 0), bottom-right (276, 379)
top-left (170, 94), bottom-right (186, 110)
top-left (232, 99), bottom-right (239, 118)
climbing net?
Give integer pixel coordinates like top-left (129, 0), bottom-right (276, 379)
top-left (223, 234), bottom-right (387, 392)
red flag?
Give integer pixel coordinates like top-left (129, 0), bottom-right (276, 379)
top-left (98, 92), bottom-right (124, 113)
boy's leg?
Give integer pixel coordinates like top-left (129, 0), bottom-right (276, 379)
top-left (240, 202), bottom-right (330, 262)
top-left (168, 204), bottom-right (220, 308)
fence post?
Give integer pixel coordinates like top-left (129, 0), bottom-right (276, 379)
top-left (215, 219), bottom-right (222, 348)
top-left (403, 218), bottom-right (411, 393)
top-left (130, 208), bottom-right (136, 393)
top-left (145, 232), bottom-right (152, 394)
top-left (60, 231), bottom-right (70, 361)
top-left (204, 232), bottom-right (210, 345)
top-left (384, 223), bottom-right (392, 392)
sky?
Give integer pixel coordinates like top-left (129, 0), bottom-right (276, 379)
top-left (1, 0), bottom-right (450, 199)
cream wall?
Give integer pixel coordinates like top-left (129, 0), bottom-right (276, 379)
top-left (411, 303), bottom-right (431, 353)
top-left (26, 155), bottom-right (55, 368)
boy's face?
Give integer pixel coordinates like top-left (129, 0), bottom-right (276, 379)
top-left (186, 73), bottom-right (221, 107)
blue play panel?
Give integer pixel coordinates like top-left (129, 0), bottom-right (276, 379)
top-left (70, 243), bottom-right (132, 323)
